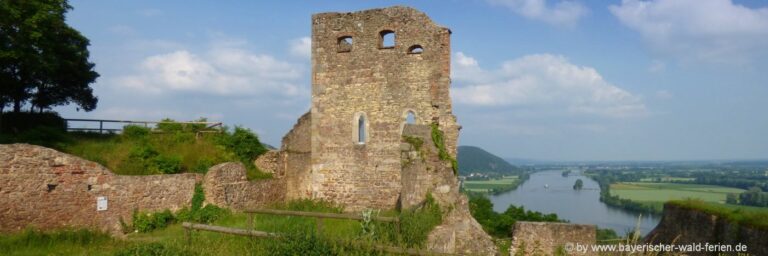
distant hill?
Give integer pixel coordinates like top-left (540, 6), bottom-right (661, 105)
top-left (458, 146), bottom-right (521, 175)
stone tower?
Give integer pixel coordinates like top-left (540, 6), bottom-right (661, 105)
top-left (309, 6), bottom-right (459, 209)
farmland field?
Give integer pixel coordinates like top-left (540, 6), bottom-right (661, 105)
top-left (463, 176), bottom-right (519, 193)
top-left (638, 177), bottom-right (695, 182)
top-left (610, 182), bottom-right (745, 204)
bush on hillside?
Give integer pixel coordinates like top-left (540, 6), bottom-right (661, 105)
top-left (469, 195), bottom-right (563, 237)
top-left (216, 126), bottom-right (267, 167)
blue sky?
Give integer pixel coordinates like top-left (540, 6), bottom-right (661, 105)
top-left (57, 0), bottom-right (768, 161)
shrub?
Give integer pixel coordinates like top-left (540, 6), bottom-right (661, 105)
top-left (155, 118), bottom-right (208, 133)
top-left (191, 184), bottom-right (205, 210)
top-left (396, 194), bottom-right (443, 247)
top-left (216, 126), bottom-right (267, 166)
top-left (151, 155), bottom-right (182, 174)
top-left (192, 158), bottom-right (215, 173)
top-left (122, 125), bottom-right (150, 139)
top-left (176, 184), bottom-right (230, 224)
top-left (468, 194), bottom-right (563, 237)
top-left (132, 209), bottom-right (175, 233)
top-left (129, 144), bottom-right (159, 161)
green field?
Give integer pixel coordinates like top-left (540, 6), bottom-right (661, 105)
top-left (638, 177), bottom-right (695, 182)
top-left (463, 176), bottom-right (519, 193)
top-left (610, 182), bottom-right (744, 204)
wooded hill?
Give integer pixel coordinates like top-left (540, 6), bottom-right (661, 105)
top-left (457, 145), bottom-right (521, 175)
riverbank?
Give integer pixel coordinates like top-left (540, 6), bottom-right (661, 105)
top-left (488, 170), bottom-right (660, 235)
top-left (462, 173), bottom-right (530, 195)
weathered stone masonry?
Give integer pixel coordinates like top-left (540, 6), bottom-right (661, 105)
top-left (255, 6), bottom-right (497, 254)
top-left (0, 144), bottom-right (284, 235)
top-left (255, 6), bottom-right (460, 211)
top-left (0, 144), bottom-right (197, 234)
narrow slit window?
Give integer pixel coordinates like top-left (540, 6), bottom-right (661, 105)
top-left (338, 36), bottom-right (353, 53)
top-left (408, 45), bottom-right (423, 54)
top-left (358, 116), bottom-right (366, 144)
top-left (380, 30), bottom-right (395, 48)
top-left (406, 111), bottom-right (416, 124)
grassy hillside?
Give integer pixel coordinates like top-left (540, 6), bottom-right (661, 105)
top-left (1, 120), bottom-right (271, 179)
top-left (458, 145), bottom-right (520, 175)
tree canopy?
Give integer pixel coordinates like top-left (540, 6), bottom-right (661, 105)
top-left (573, 179), bottom-right (584, 190)
top-left (0, 0), bottom-right (98, 113)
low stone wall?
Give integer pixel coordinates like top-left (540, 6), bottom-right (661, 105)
top-left (509, 221), bottom-right (597, 256)
top-left (0, 144), bottom-right (286, 235)
top-left (0, 144), bottom-right (198, 235)
top-left (203, 162), bottom-right (285, 211)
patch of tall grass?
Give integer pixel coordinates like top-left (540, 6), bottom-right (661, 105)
top-left (669, 199), bottom-right (768, 230)
top-left (0, 228), bottom-right (121, 256)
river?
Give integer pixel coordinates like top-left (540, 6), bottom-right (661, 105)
top-left (488, 170), bottom-right (661, 235)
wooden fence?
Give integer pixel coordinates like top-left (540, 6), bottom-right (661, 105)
top-left (182, 209), bottom-right (454, 256)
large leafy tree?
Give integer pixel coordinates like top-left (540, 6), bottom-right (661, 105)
top-left (0, 0), bottom-right (98, 113)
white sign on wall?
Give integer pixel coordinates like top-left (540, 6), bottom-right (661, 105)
top-left (96, 196), bottom-right (108, 211)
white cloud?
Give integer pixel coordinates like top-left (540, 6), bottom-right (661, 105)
top-left (289, 37), bottom-right (311, 59)
top-left (116, 41), bottom-right (304, 96)
top-left (489, 0), bottom-right (588, 26)
top-left (451, 52), bottom-right (647, 118)
top-left (610, 0), bottom-right (768, 64)
top-left (655, 90), bottom-right (673, 99)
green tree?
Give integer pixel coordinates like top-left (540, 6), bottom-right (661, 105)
top-left (726, 193), bottom-right (738, 204)
top-left (573, 179), bottom-right (584, 190)
top-left (0, 0), bottom-right (98, 113)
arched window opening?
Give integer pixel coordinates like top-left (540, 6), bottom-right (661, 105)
top-left (408, 45), bottom-right (423, 54)
top-left (406, 111), bottom-right (416, 124)
top-left (357, 115), bottom-right (366, 144)
top-left (380, 30), bottom-right (395, 48)
top-left (338, 36), bottom-right (353, 53)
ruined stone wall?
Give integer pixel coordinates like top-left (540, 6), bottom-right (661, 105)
top-left (280, 111), bottom-right (312, 199)
top-left (508, 221), bottom-right (597, 256)
top-left (0, 144), bottom-right (198, 235)
top-left (645, 203), bottom-right (768, 256)
top-left (310, 6), bottom-right (459, 210)
top-left (400, 124), bottom-right (458, 209)
top-left (255, 111), bottom-right (312, 200)
top-left (203, 162), bottom-right (285, 211)
top-left (1, 144), bottom-right (286, 235)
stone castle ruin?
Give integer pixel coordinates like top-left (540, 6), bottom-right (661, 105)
top-left (0, 6), bottom-right (495, 254)
top-left (256, 6), bottom-right (459, 211)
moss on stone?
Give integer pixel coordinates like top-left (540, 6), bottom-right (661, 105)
top-left (430, 123), bottom-right (458, 175)
top-left (402, 135), bottom-right (424, 151)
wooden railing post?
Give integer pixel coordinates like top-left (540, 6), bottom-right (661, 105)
top-left (99, 121), bottom-right (103, 134)
top-left (395, 218), bottom-right (401, 235)
top-left (317, 218), bottom-right (324, 237)
top-left (185, 225), bottom-right (192, 247)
